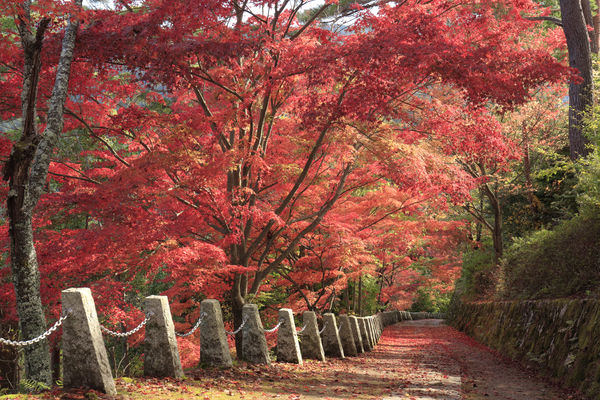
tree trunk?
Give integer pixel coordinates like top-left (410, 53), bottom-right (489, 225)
top-left (51, 343), bottom-right (60, 384)
top-left (484, 187), bottom-right (503, 265)
top-left (357, 275), bottom-right (363, 316)
top-left (3, 1), bottom-right (81, 384)
top-left (560, 0), bottom-right (593, 159)
top-left (230, 271), bottom-right (248, 356)
top-left (352, 279), bottom-right (357, 313)
top-left (521, 125), bottom-right (538, 213)
top-left (343, 284), bottom-right (350, 313)
top-left (594, 0), bottom-right (600, 54)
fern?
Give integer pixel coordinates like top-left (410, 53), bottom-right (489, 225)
top-left (19, 379), bottom-right (51, 393)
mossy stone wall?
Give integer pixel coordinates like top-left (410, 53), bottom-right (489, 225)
top-left (450, 299), bottom-right (600, 399)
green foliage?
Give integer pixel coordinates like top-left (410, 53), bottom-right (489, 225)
top-left (18, 379), bottom-right (50, 393)
top-left (453, 241), bottom-right (498, 300)
top-left (577, 149), bottom-right (600, 213)
top-left (502, 207), bottom-right (600, 299)
top-left (502, 149), bottom-right (578, 239)
top-left (409, 287), bottom-right (451, 313)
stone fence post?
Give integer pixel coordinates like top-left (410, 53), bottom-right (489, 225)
top-left (321, 313), bottom-right (344, 358)
top-left (359, 317), bottom-right (372, 351)
top-left (61, 288), bottom-right (116, 396)
top-left (241, 304), bottom-right (270, 364)
top-left (143, 295), bottom-right (183, 378)
top-left (349, 316), bottom-right (364, 353)
top-left (200, 299), bottom-right (233, 368)
top-left (337, 314), bottom-right (357, 357)
top-left (276, 309), bottom-right (302, 364)
top-left (299, 311), bottom-right (325, 361)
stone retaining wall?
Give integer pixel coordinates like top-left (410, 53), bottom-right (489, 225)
top-left (450, 299), bottom-right (600, 399)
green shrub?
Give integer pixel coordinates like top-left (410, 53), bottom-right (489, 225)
top-left (453, 241), bottom-right (497, 300)
top-left (502, 207), bottom-right (600, 299)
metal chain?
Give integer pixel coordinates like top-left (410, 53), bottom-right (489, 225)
top-left (337, 319), bottom-right (343, 333)
top-left (225, 317), bottom-right (247, 335)
top-left (100, 311), bottom-right (153, 338)
top-left (0, 310), bottom-right (71, 348)
top-left (263, 320), bottom-right (283, 333)
top-left (175, 312), bottom-right (206, 337)
top-left (318, 321), bottom-right (328, 335)
top-left (297, 324), bottom-right (308, 334)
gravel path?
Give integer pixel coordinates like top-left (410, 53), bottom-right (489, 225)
top-left (382, 319), bottom-right (583, 400)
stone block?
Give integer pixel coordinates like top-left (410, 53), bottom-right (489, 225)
top-left (358, 317), bottom-right (372, 351)
top-left (368, 317), bottom-right (376, 346)
top-left (299, 311), bottom-right (325, 361)
top-left (321, 313), bottom-right (344, 358)
top-left (337, 314), bottom-right (357, 357)
top-left (143, 296), bottom-right (183, 378)
top-left (200, 299), bottom-right (233, 368)
top-left (61, 288), bottom-right (116, 396)
top-left (241, 304), bottom-right (270, 364)
top-left (276, 309), bottom-right (302, 364)
top-left (349, 316), bottom-right (364, 353)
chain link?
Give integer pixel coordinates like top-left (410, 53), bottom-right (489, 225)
top-left (175, 312), bottom-right (206, 337)
top-left (318, 321), bottom-right (328, 335)
top-left (100, 312), bottom-right (153, 338)
top-left (263, 320), bottom-right (283, 333)
top-left (225, 317), bottom-right (247, 335)
top-left (0, 310), bottom-right (71, 348)
top-left (296, 324), bottom-right (308, 334)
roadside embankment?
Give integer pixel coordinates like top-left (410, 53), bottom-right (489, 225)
top-left (450, 299), bottom-right (600, 399)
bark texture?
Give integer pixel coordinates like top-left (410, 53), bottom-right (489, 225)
top-left (3, 0), bottom-right (82, 384)
top-left (560, 0), bottom-right (593, 159)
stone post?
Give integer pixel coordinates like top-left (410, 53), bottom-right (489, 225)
top-left (337, 314), bottom-right (357, 357)
top-left (276, 309), bottom-right (302, 364)
top-left (61, 288), bottom-right (116, 396)
top-left (321, 313), bottom-right (344, 358)
top-left (368, 317), bottom-right (376, 346)
top-left (241, 304), bottom-right (270, 364)
top-left (358, 317), bottom-right (372, 351)
top-left (143, 296), bottom-right (183, 378)
top-left (299, 311), bottom-right (325, 361)
top-left (200, 299), bottom-right (233, 368)
top-left (349, 316), bottom-right (364, 353)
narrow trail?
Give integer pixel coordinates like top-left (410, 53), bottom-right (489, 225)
top-left (381, 320), bottom-right (581, 400)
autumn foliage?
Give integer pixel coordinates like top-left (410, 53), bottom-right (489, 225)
top-left (0, 0), bottom-right (568, 367)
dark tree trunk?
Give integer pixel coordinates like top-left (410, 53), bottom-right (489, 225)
top-left (483, 186), bottom-right (503, 265)
top-left (230, 272), bottom-right (247, 356)
top-left (51, 343), bottom-right (60, 384)
top-left (521, 126), bottom-right (538, 213)
top-left (357, 275), bottom-right (363, 316)
top-left (560, 0), bottom-right (593, 159)
top-left (343, 284), bottom-right (350, 313)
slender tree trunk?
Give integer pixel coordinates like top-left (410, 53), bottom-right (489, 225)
top-left (483, 186), bottom-right (503, 265)
top-left (3, 1), bottom-right (81, 383)
top-left (559, 0), bottom-right (593, 159)
top-left (230, 272), bottom-right (246, 356)
top-left (357, 275), bottom-right (363, 316)
top-left (475, 189), bottom-right (483, 242)
top-left (521, 125), bottom-right (538, 213)
top-left (594, 0), bottom-right (600, 54)
top-left (50, 344), bottom-right (60, 384)
top-left (343, 284), bottom-right (350, 313)
top-left (352, 279), bottom-right (358, 314)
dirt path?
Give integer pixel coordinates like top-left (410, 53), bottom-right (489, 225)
top-left (28, 320), bottom-right (585, 400)
top-left (384, 320), bottom-right (582, 400)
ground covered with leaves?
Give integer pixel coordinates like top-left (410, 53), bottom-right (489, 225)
top-left (1, 320), bottom-right (586, 400)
